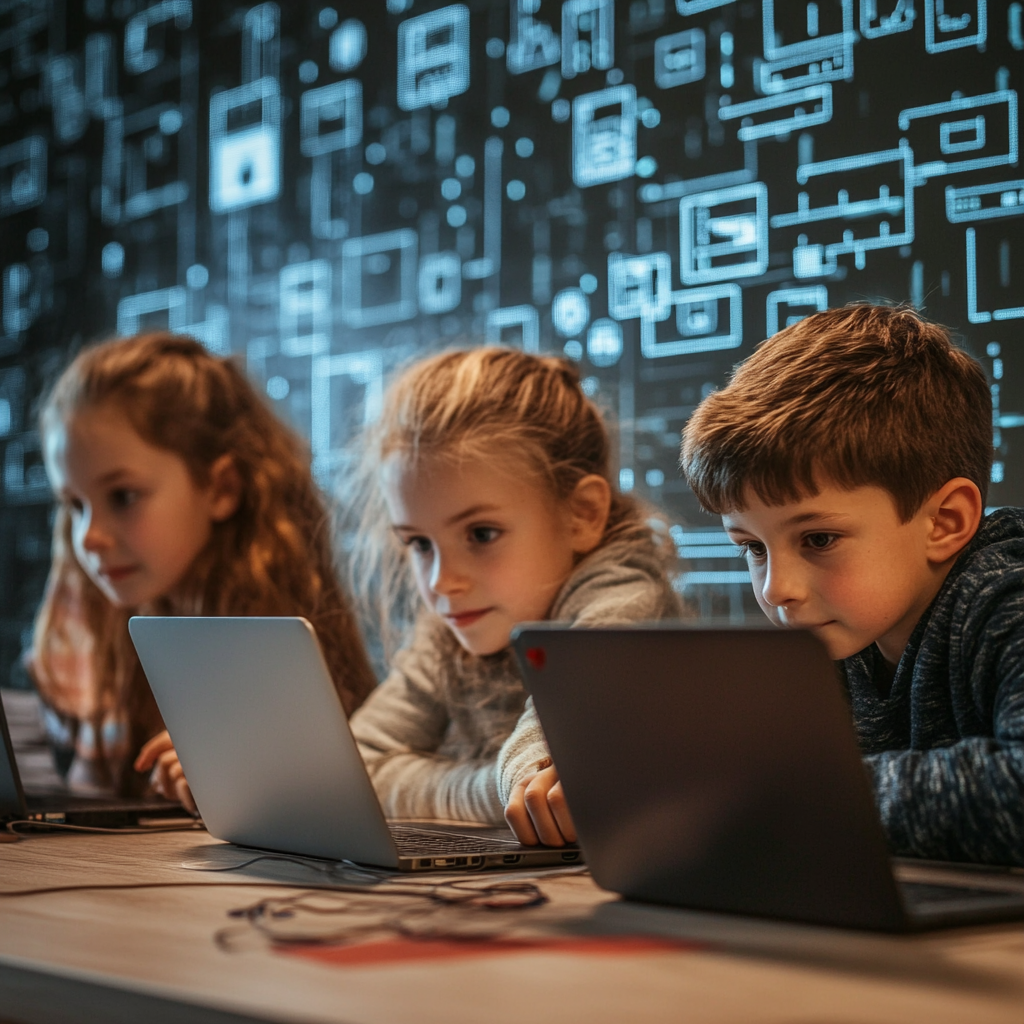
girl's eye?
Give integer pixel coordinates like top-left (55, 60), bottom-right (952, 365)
top-left (805, 532), bottom-right (838, 551)
top-left (110, 488), bottom-right (140, 510)
top-left (406, 536), bottom-right (433, 555)
top-left (469, 526), bottom-right (501, 545)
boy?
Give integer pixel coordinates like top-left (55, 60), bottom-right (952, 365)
top-left (680, 304), bottom-right (1024, 867)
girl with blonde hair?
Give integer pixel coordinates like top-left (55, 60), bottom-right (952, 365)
top-left (32, 332), bottom-right (376, 805)
top-left (347, 346), bottom-right (681, 846)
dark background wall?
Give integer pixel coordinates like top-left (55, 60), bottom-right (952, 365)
top-left (0, 0), bottom-right (1021, 687)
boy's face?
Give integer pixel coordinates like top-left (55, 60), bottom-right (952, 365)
top-left (722, 483), bottom-right (950, 665)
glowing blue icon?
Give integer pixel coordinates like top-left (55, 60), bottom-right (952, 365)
top-left (280, 260), bottom-right (332, 357)
top-left (0, 368), bottom-right (24, 438)
top-left (2, 265), bottom-right (38, 335)
top-left (619, 467), bottom-right (634, 492)
top-left (580, 273), bottom-right (598, 293)
top-left (966, 227), bottom-right (1023, 323)
top-left (101, 242), bottom-right (124, 278)
top-left (507, 0), bottom-right (561, 75)
top-left (945, 180), bottom-right (1024, 222)
top-left (515, 137), bottom-right (534, 157)
top-left (353, 172), bottom-right (374, 195)
top-left (455, 154), bottom-right (475, 177)
top-left (209, 77), bottom-right (281, 214)
top-left (771, 145), bottom-right (914, 276)
top-left (562, 0), bottom-right (615, 79)
top-left (640, 284), bottom-right (742, 359)
top-left (300, 79), bottom-right (362, 157)
top-left (506, 179), bottom-right (526, 200)
top-left (266, 376), bottom-right (289, 401)
top-left (587, 318), bottom-right (623, 366)
top-left (552, 288), bottom-right (590, 337)
top-left (106, 104), bottom-right (189, 222)
top-left (758, 0), bottom-right (855, 94)
top-left (899, 91), bottom-right (1017, 184)
top-left (654, 29), bottom-right (705, 89)
top-left (341, 229), bottom-right (418, 328)
top-left (330, 19), bottom-right (367, 72)
top-left (311, 351), bottom-right (384, 481)
top-left (446, 204), bottom-right (467, 227)
top-left (572, 85), bottom-right (637, 188)
top-left (646, 469), bottom-right (665, 487)
top-left (486, 305), bottom-right (540, 351)
top-left (680, 183), bottom-right (769, 285)
top-left (48, 55), bottom-right (88, 145)
top-left (0, 137), bottom-right (46, 215)
top-left (418, 251), bottom-right (462, 314)
top-left (718, 84), bottom-right (832, 141)
top-left (116, 286), bottom-right (187, 335)
top-left (675, 0), bottom-right (736, 12)
top-left (924, 0), bottom-right (986, 52)
top-left (860, 0), bottom-right (916, 37)
top-left (765, 286), bottom-right (829, 336)
top-left (124, 1), bottom-right (192, 75)
top-left (563, 340), bottom-right (584, 360)
top-left (491, 106), bottom-right (511, 128)
top-left (608, 252), bottom-right (672, 321)
top-left (186, 264), bottom-right (209, 289)
top-left (397, 4), bottom-right (470, 111)
top-left (2, 432), bottom-right (50, 505)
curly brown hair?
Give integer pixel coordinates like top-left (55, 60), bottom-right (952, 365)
top-left (680, 304), bottom-right (993, 521)
top-left (32, 332), bottom-right (377, 792)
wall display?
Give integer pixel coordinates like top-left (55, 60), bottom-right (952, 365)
top-left (0, 0), bottom-right (1020, 685)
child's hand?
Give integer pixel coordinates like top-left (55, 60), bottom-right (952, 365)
top-left (505, 764), bottom-right (577, 846)
top-left (134, 730), bottom-right (197, 814)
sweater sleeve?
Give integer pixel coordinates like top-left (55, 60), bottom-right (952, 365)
top-left (350, 619), bottom-right (505, 824)
top-left (496, 545), bottom-right (682, 805)
top-left (865, 597), bottom-right (1024, 866)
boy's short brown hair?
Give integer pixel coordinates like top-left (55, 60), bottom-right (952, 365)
top-left (680, 305), bottom-right (993, 521)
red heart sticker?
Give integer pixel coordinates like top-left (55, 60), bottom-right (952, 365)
top-left (524, 647), bottom-right (546, 670)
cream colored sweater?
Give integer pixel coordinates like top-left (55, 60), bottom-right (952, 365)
top-left (350, 534), bottom-right (683, 824)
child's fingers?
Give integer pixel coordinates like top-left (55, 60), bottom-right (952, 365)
top-left (546, 781), bottom-right (577, 843)
top-left (134, 730), bottom-right (174, 772)
top-left (523, 775), bottom-right (569, 847)
top-left (173, 776), bottom-right (197, 814)
top-left (505, 781), bottom-right (541, 845)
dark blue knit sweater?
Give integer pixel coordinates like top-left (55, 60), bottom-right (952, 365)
top-left (843, 507), bottom-right (1024, 867)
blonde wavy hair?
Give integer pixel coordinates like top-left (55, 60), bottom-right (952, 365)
top-left (345, 346), bottom-right (660, 656)
top-left (32, 332), bottom-right (377, 790)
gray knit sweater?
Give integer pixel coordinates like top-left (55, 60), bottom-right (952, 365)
top-left (351, 534), bottom-right (682, 823)
top-left (844, 507), bottom-right (1024, 866)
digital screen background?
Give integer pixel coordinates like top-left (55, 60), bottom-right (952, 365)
top-left (0, 0), bottom-right (1021, 685)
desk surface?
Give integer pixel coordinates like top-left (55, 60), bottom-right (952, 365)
top-left (1, 829), bottom-right (1023, 1024)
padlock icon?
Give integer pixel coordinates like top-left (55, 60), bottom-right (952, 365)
top-left (572, 85), bottom-right (635, 189)
top-left (209, 76), bottom-right (281, 214)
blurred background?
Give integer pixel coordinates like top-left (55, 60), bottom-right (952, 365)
top-left (0, 0), bottom-right (1021, 692)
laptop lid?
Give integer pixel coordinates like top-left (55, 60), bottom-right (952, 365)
top-left (512, 624), bottom-right (910, 931)
top-left (0, 694), bottom-right (28, 820)
top-left (129, 616), bottom-right (400, 867)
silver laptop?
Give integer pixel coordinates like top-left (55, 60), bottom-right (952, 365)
top-left (512, 624), bottom-right (1024, 931)
top-left (128, 616), bottom-right (581, 872)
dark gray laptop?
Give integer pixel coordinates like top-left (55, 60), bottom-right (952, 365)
top-left (0, 692), bottom-right (184, 827)
top-left (512, 624), bottom-right (1024, 931)
top-left (129, 616), bottom-right (581, 872)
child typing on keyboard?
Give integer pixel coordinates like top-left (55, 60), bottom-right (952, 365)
top-left (31, 332), bottom-right (376, 805)
top-left (347, 347), bottom-right (681, 845)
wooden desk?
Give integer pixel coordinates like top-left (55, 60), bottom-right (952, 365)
top-left (1, 829), bottom-right (1022, 1024)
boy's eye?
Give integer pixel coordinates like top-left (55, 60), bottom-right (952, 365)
top-left (63, 496), bottom-right (84, 514)
top-left (469, 525), bottom-right (501, 545)
top-left (805, 532), bottom-right (838, 550)
top-left (741, 541), bottom-right (766, 559)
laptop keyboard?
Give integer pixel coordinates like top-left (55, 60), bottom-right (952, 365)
top-left (389, 824), bottom-right (524, 855)
top-left (901, 881), bottom-right (1021, 908)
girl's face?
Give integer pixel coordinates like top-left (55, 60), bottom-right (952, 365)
top-left (382, 454), bottom-right (584, 656)
top-left (44, 404), bottom-right (239, 608)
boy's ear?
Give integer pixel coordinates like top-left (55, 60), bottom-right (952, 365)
top-left (568, 474), bottom-right (612, 556)
top-left (207, 454), bottom-right (243, 523)
top-left (924, 477), bottom-right (983, 565)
